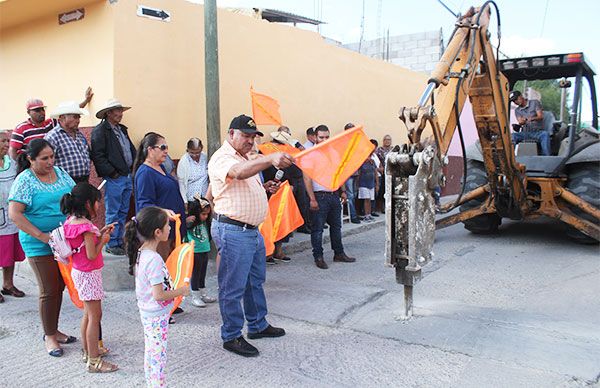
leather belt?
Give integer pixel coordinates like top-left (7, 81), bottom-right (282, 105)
top-left (213, 214), bottom-right (257, 229)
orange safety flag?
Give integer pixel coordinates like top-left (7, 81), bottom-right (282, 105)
top-left (250, 87), bottom-right (283, 126)
top-left (58, 259), bottom-right (83, 309)
top-left (166, 214), bottom-right (195, 314)
top-left (259, 181), bottom-right (304, 256)
top-left (295, 126), bottom-right (375, 191)
top-left (258, 142), bottom-right (301, 156)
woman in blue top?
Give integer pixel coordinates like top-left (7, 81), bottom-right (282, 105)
top-left (8, 139), bottom-right (76, 357)
top-left (133, 132), bottom-right (186, 262)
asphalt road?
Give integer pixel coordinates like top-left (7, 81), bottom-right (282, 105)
top-left (1, 217), bottom-right (598, 387)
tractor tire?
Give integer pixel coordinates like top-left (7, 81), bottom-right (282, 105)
top-left (459, 159), bottom-right (501, 234)
top-left (566, 162), bottom-right (600, 244)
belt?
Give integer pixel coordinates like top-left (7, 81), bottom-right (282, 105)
top-left (213, 214), bottom-right (257, 229)
top-left (314, 191), bottom-right (334, 194)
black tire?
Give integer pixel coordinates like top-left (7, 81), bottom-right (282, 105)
top-left (459, 160), bottom-right (501, 234)
top-left (566, 162), bottom-right (600, 244)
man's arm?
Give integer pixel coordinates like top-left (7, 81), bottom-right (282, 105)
top-left (227, 152), bottom-right (293, 180)
top-left (303, 172), bottom-right (318, 210)
top-left (79, 87), bottom-right (93, 108)
top-left (90, 126), bottom-right (117, 178)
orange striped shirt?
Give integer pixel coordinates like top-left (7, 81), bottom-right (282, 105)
top-left (207, 140), bottom-right (268, 226)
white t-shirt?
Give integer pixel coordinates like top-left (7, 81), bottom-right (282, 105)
top-left (135, 249), bottom-right (174, 318)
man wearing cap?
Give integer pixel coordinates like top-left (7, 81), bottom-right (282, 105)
top-left (303, 125), bottom-right (356, 270)
top-left (509, 90), bottom-right (551, 156)
top-left (91, 99), bottom-right (137, 256)
top-left (9, 88), bottom-right (93, 160)
top-left (44, 101), bottom-right (92, 183)
top-left (208, 114), bottom-right (293, 357)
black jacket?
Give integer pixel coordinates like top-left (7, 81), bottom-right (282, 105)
top-left (90, 120), bottom-right (137, 178)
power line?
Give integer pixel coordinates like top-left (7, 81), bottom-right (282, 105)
top-left (540, 0), bottom-right (550, 37)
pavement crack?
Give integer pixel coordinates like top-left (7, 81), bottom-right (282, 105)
top-left (333, 290), bottom-right (387, 325)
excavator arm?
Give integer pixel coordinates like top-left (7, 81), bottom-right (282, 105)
top-left (385, 3), bottom-right (528, 317)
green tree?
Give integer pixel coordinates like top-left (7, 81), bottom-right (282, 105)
top-left (514, 79), bottom-right (569, 122)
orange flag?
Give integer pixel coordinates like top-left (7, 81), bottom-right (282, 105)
top-left (250, 87), bottom-right (283, 126)
top-left (58, 259), bottom-right (83, 309)
top-left (165, 215), bottom-right (194, 314)
top-left (295, 126), bottom-right (375, 191)
top-left (259, 181), bottom-right (305, 256)
top-left (258, 142), bottom-right (301, 156)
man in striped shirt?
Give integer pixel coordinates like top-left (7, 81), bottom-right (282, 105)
top-left (9, 89), bottom-right (93, 160)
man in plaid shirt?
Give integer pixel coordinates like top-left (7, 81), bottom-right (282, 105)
top-left (45, 101), bottom-right (91, 183)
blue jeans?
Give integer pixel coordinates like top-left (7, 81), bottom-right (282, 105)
top-left (211, 221), bottom-right (269, 342)
top-left (104, 175), bottom-right (132, 248)
top-left (512, 131), bottom-right (551, 156)
top-left (310, 192), bottom-right (344, 260)
top-left (345, 177), bottom-right (358, 219)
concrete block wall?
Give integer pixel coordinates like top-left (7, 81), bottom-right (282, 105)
top-left (341, 29), bottom-right (444, 74)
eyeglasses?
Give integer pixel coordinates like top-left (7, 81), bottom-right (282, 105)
top-left (152, 144), bottom-right (169, 151)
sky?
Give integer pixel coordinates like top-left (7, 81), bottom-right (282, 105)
top-left (195, 0), bottom-right (599, 121)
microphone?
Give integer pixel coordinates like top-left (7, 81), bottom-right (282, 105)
top-left (274, 169), bottom-right (284, 183)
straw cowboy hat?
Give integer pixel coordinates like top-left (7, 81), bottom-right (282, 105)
top-left (50, 101), bottom-right (89, 118)
top-left (270, 131), bottom-right (295, 147)
top-left (95, 98), bottom-right (131, 119)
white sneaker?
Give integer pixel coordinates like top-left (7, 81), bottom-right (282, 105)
top-left (200, 289), bottom-right (217, 304)
top-left (190, 291), bottom-right (207, 308)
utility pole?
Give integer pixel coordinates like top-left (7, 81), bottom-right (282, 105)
top-left (204, 0), bottom-right (221, 158)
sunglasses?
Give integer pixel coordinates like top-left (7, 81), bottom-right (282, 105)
top-left (152, 144), bottom-right (169, 151)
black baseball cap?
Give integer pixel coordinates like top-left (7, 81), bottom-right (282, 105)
top-left (229, 114), bottom-right (264, 136)
top-left (509, 90), bottom-right (522, 103)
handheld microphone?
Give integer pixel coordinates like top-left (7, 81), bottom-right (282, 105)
top-left (274, 169), bottom-right (284, 183)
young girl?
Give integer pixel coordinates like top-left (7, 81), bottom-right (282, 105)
top-left (124, 206), bottom-right (189, 387)
top-left (185, 196), bottom-right (216, 307)
top-left (61, 182), bottom-right (118, 373)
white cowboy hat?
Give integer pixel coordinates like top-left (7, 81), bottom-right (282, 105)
top-left (96, 98), bottom-right (131, 119)
top-left (270, 131), bottom-right (295, 147)
top-left (50, 101), bottom-right (89, 118)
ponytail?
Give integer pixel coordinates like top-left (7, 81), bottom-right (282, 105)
top-left (17, 138), bottom-right (54, 174)
top-left (124, 206), bottom-right (169, 275)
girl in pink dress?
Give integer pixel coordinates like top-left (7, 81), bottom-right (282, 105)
top-left (61, 182), bottom-right (118, 373)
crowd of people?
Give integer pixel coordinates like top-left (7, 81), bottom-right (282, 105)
top-left (0, 91), bottom-right (394, 387)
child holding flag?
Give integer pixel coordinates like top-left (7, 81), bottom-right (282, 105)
top-left (124, 206), bottom-right (189, 387)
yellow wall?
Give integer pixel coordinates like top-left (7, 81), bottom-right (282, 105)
top-left (1, 0), bottom-right (427, 155)
top-left (0, 0), bottom-right (113, 129)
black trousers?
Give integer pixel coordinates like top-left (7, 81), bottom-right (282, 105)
top-left (191, 252), bottom-right (209, 290)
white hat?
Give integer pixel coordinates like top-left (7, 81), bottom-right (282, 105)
top-left (50, 101), bottom-right (89, 118)
top-left (96, 98), bottom-right (131, 119)
top-left (270, 131), bottom-right (295, 147)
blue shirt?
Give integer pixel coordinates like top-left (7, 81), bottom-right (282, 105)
top-left (135, 164), bottom-right (186, 238)
top-left (358, 160), bottom-right (376, 189)
top-left (8, 167), bottom-right (75, 256)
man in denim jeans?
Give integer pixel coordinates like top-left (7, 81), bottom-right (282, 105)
top-left (343, 123), bottom-right (361, 224)
top-left (91, 99), bottom-right (137, 256)
top-left (303, 125), bottom-right (357, 270)
top-left (208, 114), bottom-right (293, 357)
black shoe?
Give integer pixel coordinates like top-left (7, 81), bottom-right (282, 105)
top-left (223, 336), bottom-right (259, 357)
top-left (173, 307), bottom-right (184, 314)
top-left (247, 325), bottom-right (286, 339)
top-left (315, 257), bottom-right (329, 269)
top-left (274, 255), bottom-right (291, 263)
top-left (296, 227), bottom-right (311, 234)
top-left (350, 218), bottom-right (361, 224)
top-left (371, 212), bottom-right (380, 217)
top-left (266, 257), bottom-right (277, 265)
top-left (105, 245), bottom-right (125, 256)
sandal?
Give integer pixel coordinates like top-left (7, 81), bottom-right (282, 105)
top-left (82, 347), bottom-right (110, 363)
top-left (87, 356), bottom-right (118, 373)
top-left (1, 286), bottom-right (25, 298)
